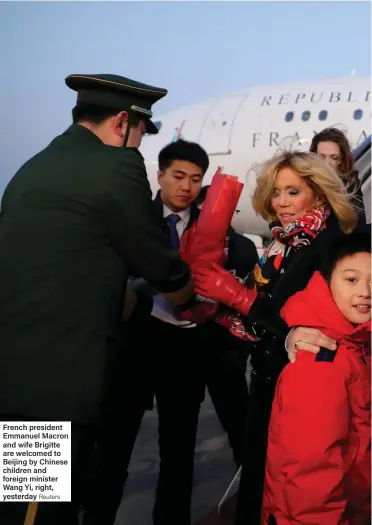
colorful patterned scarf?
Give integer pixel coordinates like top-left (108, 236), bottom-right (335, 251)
top-left (216, 206), bottom-right (331, 341)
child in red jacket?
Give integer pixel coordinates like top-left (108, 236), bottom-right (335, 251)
top-left (262, 230), bottom-right (371, 525)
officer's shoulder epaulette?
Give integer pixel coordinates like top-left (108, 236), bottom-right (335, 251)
top-left (117, 147), bottom-right (144, 162)
top-left (315, 346), bottom-right (338, 363)
top-left (128, 147), bottom-right (144, 161)
top-left (109, 147), bottom-right (145, 170)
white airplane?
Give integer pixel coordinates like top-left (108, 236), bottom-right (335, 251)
top-left (141, 75), bottom-right (371, 245)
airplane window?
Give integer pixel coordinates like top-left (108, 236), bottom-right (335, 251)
top-left (353, 109), bottom-right (363, 120)
top-left (302, 111), bottom-right (311, 122)
top-left (285, 111), bottom-right (294, 122)
top-left (318, 110), bottom-right (328, 121)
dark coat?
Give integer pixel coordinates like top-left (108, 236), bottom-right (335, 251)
top-left (0, 124), bottom-right (190, 424)
top-left (245, 213), bottom-right (344, 382)
top-left (235, 213), bottom-right (345, 525)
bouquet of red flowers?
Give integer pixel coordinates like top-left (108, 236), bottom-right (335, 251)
top-left (176, 168), bottom-right (251, 326)
top-left (180, 167), bottom-right (244, 271)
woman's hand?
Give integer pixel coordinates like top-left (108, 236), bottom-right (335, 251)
top-left (285, 327), bottom-right (337, 363)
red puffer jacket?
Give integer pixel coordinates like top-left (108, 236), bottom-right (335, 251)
top-left (262, 271), bottom-right (371, 525)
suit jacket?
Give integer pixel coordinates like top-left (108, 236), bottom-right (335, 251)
top-left (0, 124), bottom-right (190, 424)
top-left (152, 191), bottom-right (258, 279)
top-left (152, 190), bottom-right (199, 236)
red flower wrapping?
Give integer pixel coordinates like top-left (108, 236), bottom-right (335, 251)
top-left (180, 168), bottom-right (244, 272)
top-left (176, 169), bottom-right (244, 324)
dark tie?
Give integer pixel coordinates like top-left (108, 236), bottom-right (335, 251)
top-left (167, 213), bottom-right (181, 249)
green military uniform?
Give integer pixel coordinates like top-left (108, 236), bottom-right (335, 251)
top-left (0, 73), bottom-right (190, 424)
top-left (0, 74), bottom-right (191, 524)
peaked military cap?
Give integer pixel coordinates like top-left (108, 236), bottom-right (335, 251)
top-left (65, 73), bottom-right (167, 134)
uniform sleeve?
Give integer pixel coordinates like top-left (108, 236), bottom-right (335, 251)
top-left (102, 149), bottom-right (191, 293)
top-left (271, 353), bottom-right (350, 525)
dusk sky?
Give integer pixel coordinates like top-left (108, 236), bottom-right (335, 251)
top-left (1, 1), bottom-right (370, 194)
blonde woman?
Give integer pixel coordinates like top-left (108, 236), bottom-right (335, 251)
top-left (191, 150), bottom-right (357, 525)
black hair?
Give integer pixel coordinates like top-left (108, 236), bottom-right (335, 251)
top-left (195, 185), bottom-right (211, 207)
top-left (158, 139), bottom-right (209, 174)
top-left (320, 227), bottom-right (371, 282)
top-left (72, 103), bottom-right (141, 127)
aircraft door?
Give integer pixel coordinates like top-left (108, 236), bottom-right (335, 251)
top-left (198, 94), bottom-right (247, 155)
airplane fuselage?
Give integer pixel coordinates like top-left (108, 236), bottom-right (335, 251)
top-left (141, 77), bottom-right (371, 238)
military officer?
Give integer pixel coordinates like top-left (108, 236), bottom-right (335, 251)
top-left (0, 74), bottom-right (194, 525)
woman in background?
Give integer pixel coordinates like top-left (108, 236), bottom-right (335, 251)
top-left (310, 127), bottom-right (366, 221)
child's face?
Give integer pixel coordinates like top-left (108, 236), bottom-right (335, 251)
top-left (330, 252), bottom-right (371, 325)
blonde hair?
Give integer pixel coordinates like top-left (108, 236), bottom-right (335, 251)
top-left (252, 151), bottom-right (357, 233)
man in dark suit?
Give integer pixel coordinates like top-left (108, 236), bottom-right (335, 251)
top-left (0, 74), bottom-right (194, 525)
top-left (146, 141), bottom-right (210, 525)
top-left (144, 149), bottom-right (257, 521)
top-left (89, 141), bottom-right (258, 525)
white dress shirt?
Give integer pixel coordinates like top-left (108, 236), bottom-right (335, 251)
top-left (151, 205), bottom-right (196, 327)
top-left (162, 205), bottom-right (190, 238)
